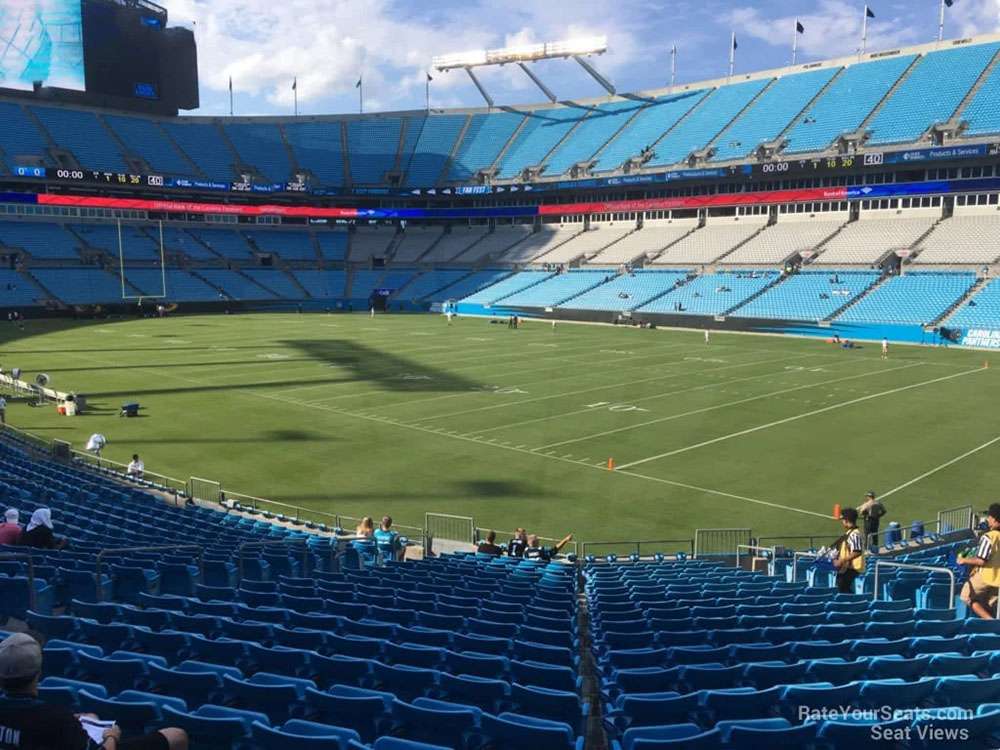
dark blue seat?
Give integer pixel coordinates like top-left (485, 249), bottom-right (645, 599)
top-left (741, 661), bottom-right (808, 689)
top-left (480, 711), bottom-right (583, 750)
top-left (161, 703), bottom-right (268, 749)
top-left (715, 718), bottom-right (817, 750)
top-left (510, 660), bottom-right (579, 692)
top-left (858, 677), bottom-right (937, 709)
top-left (510, 683), bottom-right (587, 732)
top-left (614, 723), bottom-right (721, 750)
top-left (439, 673), bottom-right (509, 714)
top-left (390, 698), bottom-right (478, 749)
top-left (816, 716), bottom-right (910, 749)
top-left (251, 719), bottom-right (359, 750)
top-left (223, 672), bottom-right (316, 723)
top-left (701, 687), bottom-right (784, 722)
top-left (304, 685), bottom-right (393, 743)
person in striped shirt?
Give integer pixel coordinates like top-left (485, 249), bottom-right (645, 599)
top-left (958, 503), bottom-right (1000, 619)
top-left (835, 507), bottom-right (865, 594)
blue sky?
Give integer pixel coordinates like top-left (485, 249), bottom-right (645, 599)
top-left (160, 0), bottom-right (1000, 116)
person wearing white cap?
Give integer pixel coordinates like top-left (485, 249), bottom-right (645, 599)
top-left (0, 633), bottom-right (189, 749)
top-left (85, 433), bottom-right (107, 457)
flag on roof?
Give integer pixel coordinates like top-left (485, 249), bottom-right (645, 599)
top-left (866, 5), bottom-right (876, 18)
top-left (796, 20), bottom-right (805, 33)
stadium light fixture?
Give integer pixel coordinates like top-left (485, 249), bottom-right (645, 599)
top-left (432, 36), bottom-right (608, 71)
top-left (432, 35), bottom-right (611, 106)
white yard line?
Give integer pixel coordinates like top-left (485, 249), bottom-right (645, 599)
top-left (408, 352), bottom-right (824, 424)
top-left (535, 361), bottom-right (926, 451)
top-left (467, 353), bottom-right (861, 435)
top-left (615, 469), bottom-right (834, 519)
top-left (881, 435), bottom-right (1000, 500)
top-left (615, 365), bottom-right (987, 470)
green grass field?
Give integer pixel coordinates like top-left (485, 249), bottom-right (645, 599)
top-left (1, 312), bottom-right (997, 548)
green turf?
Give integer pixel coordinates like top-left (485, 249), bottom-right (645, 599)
top-left (1, 313), bottom-right (997, 548)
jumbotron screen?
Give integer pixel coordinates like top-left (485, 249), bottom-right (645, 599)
top-left (0, 0), bottom-right (85, 92)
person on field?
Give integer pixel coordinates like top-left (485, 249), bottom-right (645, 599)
top-left (881, 338), bottom-right (889, 360)
top-left (957, 503), bottom-right (1000, 619)
top-left (834, 508), bottom-right (865, 594)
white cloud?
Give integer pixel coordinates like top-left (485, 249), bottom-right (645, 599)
top-left (160, 0), bottom-right (651, 112)
top-left (728, 0), bottom-right (924, 62)
top-left (950, 0), bottom-right (1000, 37)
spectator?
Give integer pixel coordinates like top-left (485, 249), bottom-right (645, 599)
top-left (374, 516), bottom-right (401, 562)
top-left (354, 517), bottom-right (374, 538)
top-left (476, 531), bottom-right (503, 557)
top-left (857, 491), bottom-right (886, 550)
top-left (20, 509), bottom-right (64, 550)
top-left (0, 394), bottom-right (6, 426)
top-left (834, 508), bottom-right (865, 594)
top-left (524, 533), bottom-right (574, 562)
top-left (0, 633), bottom-right (188, 750)
top-left (506, 528), bottom-right (528, 558)
top-left (0, 509), bottom-right (21, 546)
top-left (126, 454), bottom-right (144, 480)
top-left (957, 503), bottom-right (1000, 619)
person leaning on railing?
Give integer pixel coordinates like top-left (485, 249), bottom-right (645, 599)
top-left (524, 533), bottom-right (574, 562)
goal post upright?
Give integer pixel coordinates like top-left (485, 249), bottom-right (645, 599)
top-left (119, 217), bottom-right (169, 301)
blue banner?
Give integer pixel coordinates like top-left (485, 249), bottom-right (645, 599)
top-left (882, 144), bottom-right (992, 165)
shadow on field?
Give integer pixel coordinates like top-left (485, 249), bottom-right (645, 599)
top-left (285, 340), bottom-right (479, 393)
top-left (456, 479), bottom-right (538, 498)
top-left (121, 429), bottom-right (330, 445)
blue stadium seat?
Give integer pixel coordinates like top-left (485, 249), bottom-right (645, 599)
top-left (251, 719), bottom-right (360, 750)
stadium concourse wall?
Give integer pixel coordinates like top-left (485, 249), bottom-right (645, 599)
top-left (454, 302), bottom-right (955, 347)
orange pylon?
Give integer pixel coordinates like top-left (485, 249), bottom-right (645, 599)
top-left (832, 503), bottom-right (841, 519)
top-left (608, 458), bottom-right (615, 471)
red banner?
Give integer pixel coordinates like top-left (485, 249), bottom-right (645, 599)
top-left (537, 187), bottom-right (849, 215)
top-left (35, 185), bottom-right (850, 220)
top-left (36, 194), bottom-right (361, 218)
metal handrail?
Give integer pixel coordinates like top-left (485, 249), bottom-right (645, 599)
top-left (872, 560), bottom-right (956, 609)
top-left (579, 539), bottom-right (694, 560)
top-left (95, 545), bottom-right (204, 603)
top-left (237, 539), bottom-right (311, 581)
top-left (0, 553), bottom-right (37, 612)
top-left (736, 544), bottom-right (777, 572)
top-left (71, 448), bottom-right (188, 501)
top-left (790, 551), bottom-right (821, 582)
top-left (757, 534), bottom-right (831, 551)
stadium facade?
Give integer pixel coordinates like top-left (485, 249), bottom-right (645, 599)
top-left (2, 33), bottom-right (1000, 347)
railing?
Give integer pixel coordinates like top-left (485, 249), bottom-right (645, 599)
top-left (789, 551), bottom-right (821, 582)
top-left (72, 449), bottom-right (189, 502)
top-left (579, 539), bottom-right (694, 560)
top-left (695, 528), bottom-right (753, 557)
top-left (866, 519), bottom-right (944, 550)
top-left (426, 513), bottom-right (476, 555)
top-left (938, 504), bottom-right (974, 535)
top-left (225, 489), bottom-right (339, 530)
top-left (757, 534), bottom-right (832, 552)
top-left (872, 560), bottom-right (955, 609)
top-left (735, 544), bottom-right (778, 573)
top-left (95, 545), bottom-right (203, 602)
top-left (0, 553), bottom-right (37, 612)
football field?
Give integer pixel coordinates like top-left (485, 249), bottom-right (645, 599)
top-left (1, 312), bottom-right (997, 548)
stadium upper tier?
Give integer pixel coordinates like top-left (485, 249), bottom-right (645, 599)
top-left (2, 36), bottom-right (1000, 190)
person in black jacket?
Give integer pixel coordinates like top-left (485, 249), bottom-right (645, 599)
top-left (0, 633), bottom-right (188, 750)
top-left (19, 510), bottom-right (65, 550)
top-left (858, 491), bottom-right (886, 550)
top-left (506, 528), bottom-right (528, 558)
